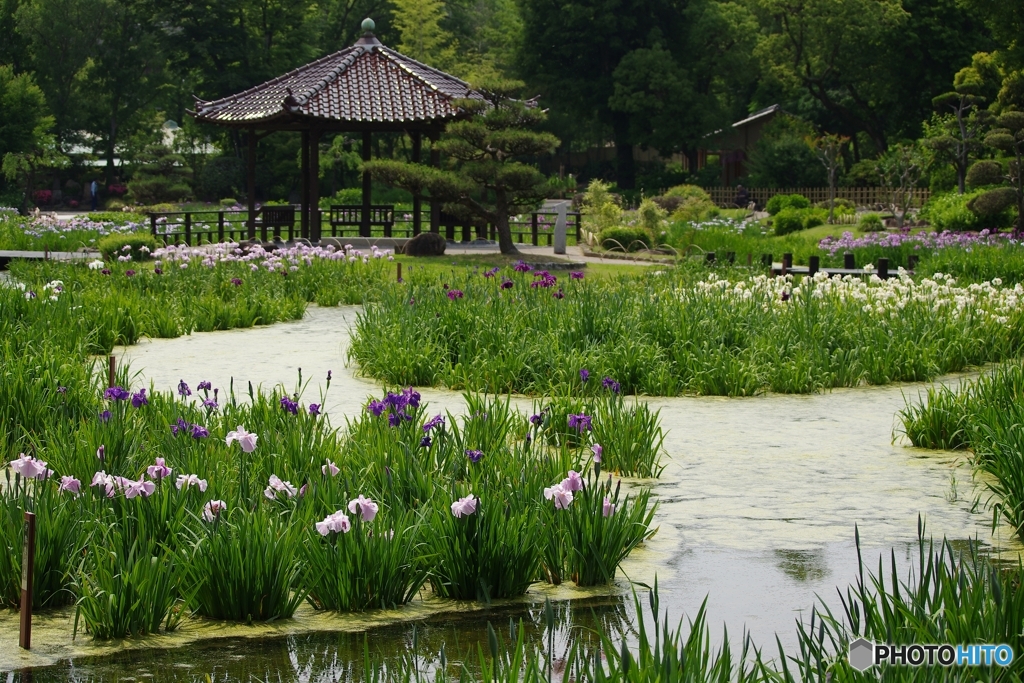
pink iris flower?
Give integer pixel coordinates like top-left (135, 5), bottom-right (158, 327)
top-left (124, 477), bottom-right (156, 499)
top-left (147, 457), bottom-right (172, 480)
top-left (59, 476), bottom-right (81, 495)
top-left (226, 425), bottom-right (258, 452)
top-left (591, 444), bottom-right (603, 463)
top-left (563, 470), bottom-right (583, 492)
top-left (316, 510), bottom-right (352, 535)
top-left (451, 494), bottom-right (478, 518)
top-left (543, 483), bottom-right (573, 510)
top-left (602, 496), bottom-right (616, 517)
top-left (175, 473), bottom-right (208, 492)
top-left (348, 495), bottom-right (379, 522)
top-left (10, 453), bottom-right (52, 480)
top-left (322, 459), bottom-right (340, 477)
top-left (203, 500), bottom-right (227, 522)
top-left (264, 474), bottom-right (297, 499)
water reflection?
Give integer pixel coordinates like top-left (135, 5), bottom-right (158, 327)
top-left (773, 549), bottom-right (828, 583)
top-left (17, 597), bottom-right (630, 682)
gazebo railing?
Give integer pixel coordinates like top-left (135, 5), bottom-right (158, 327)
top-left (147, 207), bottom-right (582, 247)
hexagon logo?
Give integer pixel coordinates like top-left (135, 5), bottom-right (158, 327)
top-left (849, 638), bottom-right (875, 671)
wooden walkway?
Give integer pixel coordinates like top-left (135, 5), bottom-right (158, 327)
top-left (0, 250), bottom-right (93, 269)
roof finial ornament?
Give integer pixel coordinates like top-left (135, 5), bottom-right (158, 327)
top-left (361, 17), bottom-right (375, 33)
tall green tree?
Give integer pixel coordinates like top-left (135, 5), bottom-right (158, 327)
top-left (518, 0), bottom-right (682, 188)
top-left (15, 0), bottom-right (102, 146)
top-left (0, 65), bottom-right (50, 164)
top-left (86, 0), bottom-right (168, 185)
top-left (365, 81), bottom-right (559, 254)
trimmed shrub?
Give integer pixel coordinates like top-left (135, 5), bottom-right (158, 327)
top-left (97, 232), bottom-right (159, 261)
top-left (814, 197), bottom-right (856, 214)
top-left (598, 226), bottom-right (652, 251)
top-left (968, 187), bottom-right (1017, 218)
top-left (923, 190), bottom-right (1014, 231)
top-left (219, 198), bottom-right (238, 207)
top-left (663, 184), bottom-right (712, 202)
top-left (966, 160), bottom-right (1004, 189)
top-left (87, 212), bottom-right (147, 225)
top-left (772, 208), bottom-right (805, 235)
top-left (858, 213), bottom-right (884, 231)
top-left (765, 194), bottom-right (810, 215)
top-left (636, 198), bottom-right (667, 232)
top-left (196, 155), bottom-right (243, 201)
top-left (105, 199), bottom-right (126, 211)
top-left (403, 231), bottom-right (446, 256)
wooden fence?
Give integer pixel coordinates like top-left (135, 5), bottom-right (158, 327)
top-left (148, 206), bottom-right (582, 247)
top-left (705, 187), bottom-right (931, 209)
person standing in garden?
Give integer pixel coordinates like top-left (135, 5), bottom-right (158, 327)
top-left (90, 179), bottom-right (99, 210)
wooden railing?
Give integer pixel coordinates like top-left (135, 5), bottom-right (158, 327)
top-left (148, 207), bottom-right (583, 247)
top-left (704, 186), bottom-right (931, 209)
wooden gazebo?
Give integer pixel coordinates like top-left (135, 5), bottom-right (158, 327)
top-left (189, 18), bottom-right (480, 242)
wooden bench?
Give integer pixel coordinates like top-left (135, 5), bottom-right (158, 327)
top-left (329, 205), bottom-right (395, 237)
top-left (260, 205), bottom-right (296, 241)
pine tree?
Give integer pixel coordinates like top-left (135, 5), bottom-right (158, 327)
top-left (365, 81), bottom-right (558, 255)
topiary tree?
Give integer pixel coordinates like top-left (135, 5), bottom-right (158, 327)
top-left (926, 64), bottom-right (994, 194)
top-left (877, 143), bottom-right (925, 228)
top-left (808, 133), bottom-right (848, 224)
top-left (365, 81), bottom-right (559, 255)
top-left (127, 144), bottom-right (193, 205)
top-left (982, 111), bottom-right (1024, 232)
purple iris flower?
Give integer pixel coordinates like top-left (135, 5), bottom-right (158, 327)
top-left (388, 412), bottom-right (401, 427)
top-left (280, 396), bottom-right (298, 415)
top-left (190, 424), bottom-right (209, 439)
top-left (569, 271), bottom-right (584, 280)
top-left (202, 398), bottom-right (218, 410)
top-left (403, 387), bottom-right (421, 408)
top-left (483, 267), bottom-right (500, 278)
top-left (125, 270), bottom-right (136, 277)
top-left (465, 449), bottom-right (483, 463)
top-left (529, 413), bottom-right (544, 426)
top-left (367, 400), bottom-right (386, 417)
top-left (104, 386), bottom-right (130, 401)
top-left (327, 370), bottom-right (332, 381)
top-left (178, 380), bottom-right (191, 397)
top-left (101, 269), bottom-right (111, 275)
top-left (446, 289), bottom-right (464, 300)
top-left (99, 410), bottom-right (111, 423)
top-left (153, 268), bottom-right (163, 275)
top-left (567, 413), bottom-right (593, 432)
top-left (579, 369), bottom-right (590, 383)
top-left (423, 414), bottom-right (445, 432)
top-left (553, 289), bottom-right (565, 299)
top-left (781, 291), bottom-right (791, 302)
top-left (197, 381), bottom-right (212, 391)
top-left (231, 278), bottom-right (243, 286)
top-left (57, 385), bottom-right (68, 395)
top-left (131, 389), bottom-right (148, 408)
top-left (500, 279), bottom-right (513, 289)
top-left (309, 403), bottom-right (321, 416)
top-left (513, 261), bottom-right (531, 272)
top-left (420, 435), bottom-right (432, 448)
top-left (171, 417), bottom-right (188, 436)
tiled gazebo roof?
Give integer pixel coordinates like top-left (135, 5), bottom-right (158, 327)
top-left (192, 32), bottom-right (480, 129)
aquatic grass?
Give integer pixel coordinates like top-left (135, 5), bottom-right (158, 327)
top-left (187, 505), bottom-right (307, 622)
top-left (428, 490), bottom-right (540, 601)
top-left (0, 471), bottom-right (81, 608)
top-left (540, 469), bottom-right (657, 587)
top-left (72, 523), bottom-right (185, 639)
top-left (351, 268), bottom-right (1024, 397)
top-left (303, 508), bottom-right (428, 611)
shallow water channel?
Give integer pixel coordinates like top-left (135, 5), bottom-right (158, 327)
top-left (3, 305), bottom-right (1020, 680)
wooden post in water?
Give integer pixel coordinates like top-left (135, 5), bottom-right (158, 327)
top-left (108, 355), bottom-right (116, 388)
top-left (397, 262), bottom-right (402, 282)
top-left (809, 256), bottom-right (819, 277)
top-left (19, 511), bottom-right (35, 650)
top-left (844, 252), bottom-right (855, 269)
top-left (878, 257), bottom-right (889, 279)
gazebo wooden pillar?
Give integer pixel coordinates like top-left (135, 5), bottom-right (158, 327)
top-left (411, 132), bottom-right (422, 235)
top-left (190, 17), bottom-right (480, 244)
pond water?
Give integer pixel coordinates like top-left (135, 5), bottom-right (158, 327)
top-left (3, 305), bottom-right (1019, 679)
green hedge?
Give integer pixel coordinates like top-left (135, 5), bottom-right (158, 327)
top-left (97, 232), bottom-right (159, 261)
top-left (765, 194), bottom-right (810, 216)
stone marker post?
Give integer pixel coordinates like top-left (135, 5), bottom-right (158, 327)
top-left (553, 201), bottom-right (569, 255)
